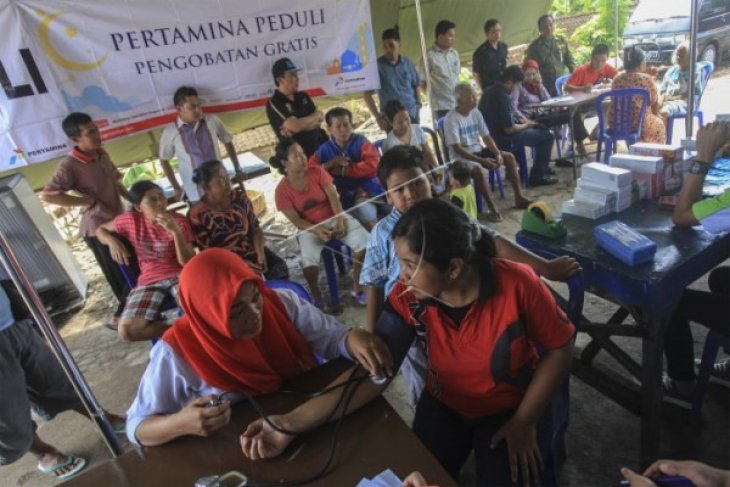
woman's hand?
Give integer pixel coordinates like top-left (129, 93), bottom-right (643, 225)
top-left (155, 212), bottom-right (181, 235)
top-left (240, 415), bottom-right (295, 460)
top-left (108, 236), bottom-right (131, 266)
top-left (331, 218), bottom-right (346, 239)
top-left (620, 467), bottom-right (658, 486)
top-left (346, 328), bottom-right (394, 379)
top-left (178, 396), bottom-right (231, 438)
top-left (642, 460), bottom-right (730, 487)
top-left (490, 417), bottom-right (542, 487)
top-left (402, 471), bottom-right (429, 487)
top-left (541, 256), bottom-right (582, 282)
top-left (310, 226), bottom-right (333, 243)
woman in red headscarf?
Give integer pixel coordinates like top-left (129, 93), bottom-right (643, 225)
top-left (511, 59), bottom-right (552, 121)
top-left (125, 248), bottom-right (390, 447)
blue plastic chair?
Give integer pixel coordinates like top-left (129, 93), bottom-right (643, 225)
top-left (691, 330), bottom-right (730, 422)
top-left (665, 61), bottom-right (714, 144)
top-left (595, 88), bottom-right (650, 163)
top-left (555, 74), bottom-right (571, 96)
top-left (421, 125), bottom-right (445, 166)
top-left (373, 138), bottom-right (386, 156)
top-left (553, 74), bottom-right (572, 157)
top-left (321, 239), bottom-right (352, 309)
top-left (117, 259), bottom-right (180, 347)
top-left (266, 280), bottom-right (312, 303)
top-left (529, 248), bottom-right (585, 487)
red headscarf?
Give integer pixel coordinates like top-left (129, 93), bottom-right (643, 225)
top-left (522, 59), bottom-right (542, 96)
top-left (163, 248), bottom-right (317, 394)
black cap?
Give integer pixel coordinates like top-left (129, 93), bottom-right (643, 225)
top-left (272, 58), bottom-right (301, 79)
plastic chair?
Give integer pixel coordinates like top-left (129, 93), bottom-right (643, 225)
top-left (266, 280), bottom-right (312, 303)
top-left (321, 239), bottom-right (352, 308)
top-left (530, 248), bottom-right (585, 487)
top-left (555, 74), bottom-right (571, 96)
top-left (595, 88), bottom-right (650, 163)
top-left (117, 259), bottom-right (180, 347)
top-left (690, 330), bottom-right (730, 422)
top-left (665, 61), bottom-right (714, 144)
top-left (553, 74), bottom-right (572, 157)
top-left (421, 125), bottom-right (445, 166)
top-left (373, 138), bottom-right (386, 156)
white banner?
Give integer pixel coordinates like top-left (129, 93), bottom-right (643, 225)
top-left (0, 0), bottom-right (379, 169)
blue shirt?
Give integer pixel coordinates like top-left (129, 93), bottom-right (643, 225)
top-left (376, 55), bottom-right (420, 120)
top-left (359, 207), bottom-right (500, 295)
top-left (0, 286), bottom-right (14, 332)
top-left (360, 207), bottom-right (402, 295)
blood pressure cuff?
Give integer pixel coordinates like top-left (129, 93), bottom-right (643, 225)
top-left (373, 305), bottom-right (416, 373)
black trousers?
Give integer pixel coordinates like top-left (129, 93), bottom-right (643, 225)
top-left (83, 236), bottom-right (131, 317)
top-left (412, 392), bottom-right (552, 486)
top-left (664, 266), bottom-right (730, 381)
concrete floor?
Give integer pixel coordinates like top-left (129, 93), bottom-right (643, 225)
top-left (3, 65), bottom-right (730, 487)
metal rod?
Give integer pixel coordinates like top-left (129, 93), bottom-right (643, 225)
top-left (615, 0), bottom-right (620, 68)
top-left (0, 233), bottom-right (124, 457)
top-left (413, 0), bottom-right (433, 125)
top-left (687, 0), bottom-right (700, 138)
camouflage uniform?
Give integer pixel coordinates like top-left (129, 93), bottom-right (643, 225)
top-left (525, 35), bottom-right (575, 97)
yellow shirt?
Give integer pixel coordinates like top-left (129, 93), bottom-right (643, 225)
top-left (450, 185), bottom-right (477, 220)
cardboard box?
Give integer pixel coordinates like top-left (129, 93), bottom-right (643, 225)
top-left (628, 142), bottom-right (685, 192)
top-left (561, 199), bottom-right (611, 219)
top-left (610, 153), bottom-right (664, 174)
top-left (581, 162), bottom-right (633, 188)
top-left (629, 142), bottom-right (684, 165)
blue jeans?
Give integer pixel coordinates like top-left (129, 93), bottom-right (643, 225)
top-left (504, 128), bottom-right (554, 180)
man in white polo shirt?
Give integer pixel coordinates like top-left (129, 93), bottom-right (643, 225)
top-left (159, 86), bottom-right (242, 203)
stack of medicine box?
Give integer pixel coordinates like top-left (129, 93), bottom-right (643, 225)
top-left (562, 162), bottom-right (633, 219)
top-left (609, 143), bottom-right (684, 200)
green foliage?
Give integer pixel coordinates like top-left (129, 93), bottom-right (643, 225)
top-left (568, 0), bottom-right (631, 64)
top-left (550, 0), bottom-right (594, 16)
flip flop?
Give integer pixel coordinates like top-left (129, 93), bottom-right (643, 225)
top-left (351, 291), bottom-right (367, 306)
top-left (514, 199), bottom-right (533, 209)
top-left (484, 211), bottom-right (503, 223)
top-left (37, 454), bottom-right (87, 480)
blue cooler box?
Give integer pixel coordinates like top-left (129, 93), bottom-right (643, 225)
top-left (594, 221), bottom-right (657, 266)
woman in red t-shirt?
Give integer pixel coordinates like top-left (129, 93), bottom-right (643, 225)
top-left (239, 199), bottom-right (575, 486)
top-left (272, 139), bottom-right (369, 310)
top-left (97, 181), bottom-right (195, 342)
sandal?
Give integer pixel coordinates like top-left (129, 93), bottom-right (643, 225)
top-left (351, 291), bottom-right (367, 306)
top-left (484, 211), bottom-right (503, 223)
top-left (37, 454), bottom-right (87, 480)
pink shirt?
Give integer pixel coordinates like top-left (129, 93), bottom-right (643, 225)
top-left (114, 212), bottom-right (193, 285)
top-left (275, 166), bottom-right (335, 225)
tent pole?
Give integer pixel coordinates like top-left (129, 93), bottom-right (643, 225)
top-left (686, 0), bottom-right (700, 139)
top-left (0, 234), bottom-right (124, 458)
top-left (614, 0), bottom-right (620, 67)
top-left (413, 0), bottom-right (433, 125)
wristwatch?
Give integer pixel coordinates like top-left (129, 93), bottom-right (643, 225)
top-left (689, 160), bottom-right (711, 175)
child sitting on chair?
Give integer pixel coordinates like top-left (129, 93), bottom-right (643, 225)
top-left (308, 107), bottom-right (385, 230)
top-left (382, 100), bottom-right (440, 180)
top-left (448, 161), bottom-right (478, 220)
top-left (96, 181), bottom-right (195, 342)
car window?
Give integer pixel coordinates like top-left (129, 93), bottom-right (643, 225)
top-left (630, 0), bottom-right (689, 21)
top-left (701, 0), bottom-right (727, 15)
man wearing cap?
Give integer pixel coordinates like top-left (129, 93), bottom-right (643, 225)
top-left (266, 57), bottom-right (326, 157)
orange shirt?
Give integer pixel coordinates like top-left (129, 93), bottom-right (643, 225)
top-left (387, 259), bottom-right (575, 418)
top-left (567, 62), bottom-right (618, 87)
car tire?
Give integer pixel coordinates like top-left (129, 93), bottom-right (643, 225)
top-left (700, 43), bottom-right (718, 65)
